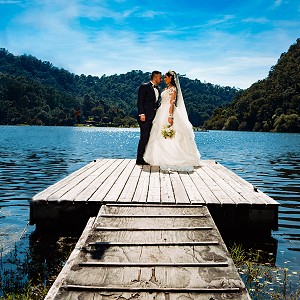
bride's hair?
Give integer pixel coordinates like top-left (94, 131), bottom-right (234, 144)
top-left (166, 70), bottom-right (177, 88)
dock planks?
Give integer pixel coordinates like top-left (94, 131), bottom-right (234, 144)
top-left (45, 204), bottom-right (251, 300)
top-left (32, 159), bottom-right (278, 206)
top-left (37, 159), bottom-right (281, 299)
top-left (30, 159), bottom-right (279, 235)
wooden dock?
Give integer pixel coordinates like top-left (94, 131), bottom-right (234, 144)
top-left (35, 159), bottom-right (280, 299)
top-left (45, 204), bottom-right (251, 299)
top-left (30, 159), bottom-right (279, 235)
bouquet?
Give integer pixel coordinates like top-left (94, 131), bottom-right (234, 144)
top-left (161, 125), bottom-right (176, 139)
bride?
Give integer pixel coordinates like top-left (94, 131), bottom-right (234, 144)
top-left (143, 70), bottom-right (201, 171)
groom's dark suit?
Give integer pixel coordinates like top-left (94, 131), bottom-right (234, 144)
top-left (136, 82), bottom-right (160, 163)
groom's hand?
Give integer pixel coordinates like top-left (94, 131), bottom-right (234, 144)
top-left (140, 114), bottom-right (146, 122)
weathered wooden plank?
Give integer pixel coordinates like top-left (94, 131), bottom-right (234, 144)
top-left (160, 170), bottom-right (176, 203)
top-left (60, 159), bottom-right (115, 202)
top-left (170, 171), bottom-right (190, 204)
top-left (82, 244), bottom-right (227, 264)
top-left (54, 290), bottom-right (250, 300)
top-left (101, 205), bottom-right (206, 215)
top-left (88, 223), bottom-right (221, 246)
top-left (32, 160), bottom-right (102, 202)
top-left (95, 216), bottom-right (212, 229)
top-left (54, 291), bottom-right (96, 300)
top-left (87, 229), bottom-right (220, 245)
top-left (189, 168), bottom-right (221, 204)
top-left (138, 243), bottom-right (227, 264)
top-left (178, 171), bottom-right (205, 204)
top-left (205, 161), bottom-right (264, 205)
top-left (63, 284), bottom-right (240, 293)
top-left (207, 161), bottom-right (278, 205)
top-left (132, 165), bottom-right (151, 202)
top-left (47, 159), bottom-right (111, 201)
top-left (202, 163), bottom-right (251, 205)
top-left (89, 159), bottom-right (129, 201)
top-left (118, 164), bottom-right (142, 202)
top-left (103, 159), bottom-right (136, 202)
top-left (72, 159), bottom-right (118, 201)
top-left (63, 265), bottom-right (245, 290)
top-left (195, 166), bottom-right (236, 204)
top-left (147, 166), bottom-right (161, 203)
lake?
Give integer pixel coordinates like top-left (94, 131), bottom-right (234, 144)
top-left (0, 126), bottom-right (299, 293)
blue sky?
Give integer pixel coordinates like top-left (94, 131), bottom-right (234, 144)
top-left (0, 0), bottom-right (299, 88)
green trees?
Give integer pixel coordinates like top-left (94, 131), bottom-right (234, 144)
top-left (273, 114), bottom-right (300, 132)
top-left (204, 39), bottom-right (300, 132)
top-left (0, 48), bottom-right (238, 127)
top-left (0, 74), bottom-right (81, 125)
top-left (223, 116), bottom-right (239, 130)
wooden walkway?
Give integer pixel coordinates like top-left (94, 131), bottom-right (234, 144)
top-left (30, 159), bottom-right (279, 234)
top-left (32, 159), bottom-right (277, 205)
top-left (45, 204), bottom-right (251, 299)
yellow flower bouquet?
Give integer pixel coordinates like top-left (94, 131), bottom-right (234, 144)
top-left (161, 125), bottom-right (176, 139)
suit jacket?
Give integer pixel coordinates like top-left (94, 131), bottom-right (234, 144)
top-left (137, 82), bottom-right (160, 121)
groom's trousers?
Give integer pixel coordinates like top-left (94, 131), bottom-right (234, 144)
top-left (137, 119), bottom-right (152, 162)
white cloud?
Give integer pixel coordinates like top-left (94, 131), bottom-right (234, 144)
top-left (137, 10), bottom-right (163, 19)
top-left (0, 0), bottom-right (22, 3)
top-left (206, 15), bottom-right (235, 26)
top-left (4, 17), bottom-right (293, 89)
top-left (242, 17), bottom-right (269, 24)
top-left (1, 0), bottom-right (299, 89)
top-left (274, 0), bottom-right (282, 8)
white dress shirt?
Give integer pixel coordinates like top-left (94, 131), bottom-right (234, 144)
top-left (151, 81), bottom-right (159, 101)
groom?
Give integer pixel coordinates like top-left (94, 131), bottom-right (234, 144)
top-left (136, 71), bottom-right (162, 165)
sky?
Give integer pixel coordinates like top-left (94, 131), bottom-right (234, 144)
top-left (0, 0), bottom-right (299, 89)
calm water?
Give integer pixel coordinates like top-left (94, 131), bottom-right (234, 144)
top-left (0, 126), bottom-right (299, 284)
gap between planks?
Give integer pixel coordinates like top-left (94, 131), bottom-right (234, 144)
top-left (104, 203), bottom-right (204, 207)
top-left (62, 285), bottom-right (241, 293)
top-left (95, 226), bottom-right (213, 231)
top-left (78, 262), bottom-right (229, 267)
top-left (98, 214), bottom-right (209, 218)
top-left (88, 241), bottom-right (219, 246)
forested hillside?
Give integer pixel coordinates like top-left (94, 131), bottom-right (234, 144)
top-left (204, 39), bottom-right (300, 132)
top-left (0, 48), bottom-right (238, 127)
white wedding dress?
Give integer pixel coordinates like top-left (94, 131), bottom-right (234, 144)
top-left (144, 85), bottom-right (201, 171)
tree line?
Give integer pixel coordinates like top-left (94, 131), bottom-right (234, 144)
top-left (204, 39), bottom-right (300, 132)
top-left (0, 48), bottom-right (238, 127)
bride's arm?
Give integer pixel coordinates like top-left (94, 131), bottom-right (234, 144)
top-left (168, 88), bottom-right (177, 125)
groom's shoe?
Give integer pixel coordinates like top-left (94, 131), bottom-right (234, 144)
top-left (136, 159), bottom-right (149, 165)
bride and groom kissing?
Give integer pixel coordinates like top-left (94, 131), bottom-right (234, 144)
top-left (136, 70), bottom-right (201, 171)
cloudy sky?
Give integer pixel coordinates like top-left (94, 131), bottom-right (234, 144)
top-left (0, 0), bottom-right (299, 88)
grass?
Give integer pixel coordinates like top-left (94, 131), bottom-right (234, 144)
top-left (230, 243), bottom-right (300, 300)
top-left (0, 234), bottom-right (77, 299)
